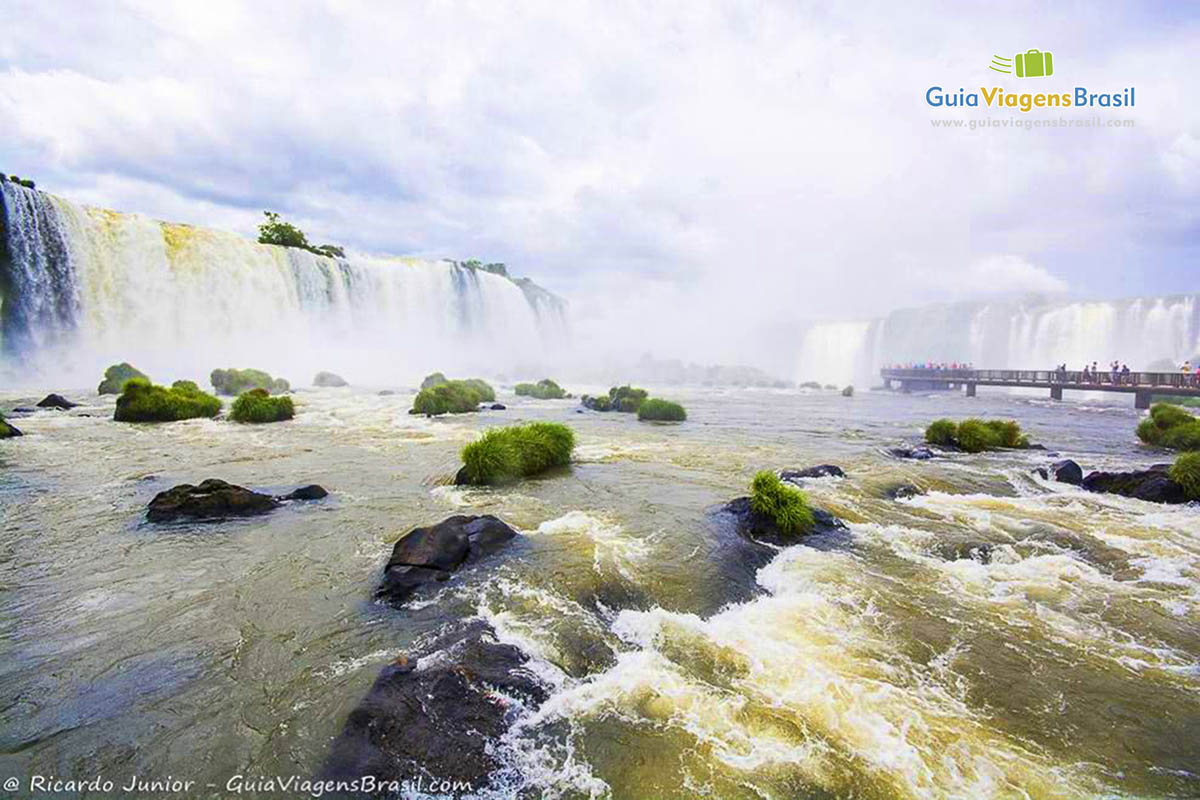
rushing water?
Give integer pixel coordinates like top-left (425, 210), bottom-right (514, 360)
top-left (0, 182), bottom-right (566, 388)
top-left (1, 384), bottom-right (1197, 799)
top-left (799, 296), bottom-right (1200, 388)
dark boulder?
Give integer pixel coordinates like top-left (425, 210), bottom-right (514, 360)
top-left (323, 621), bottom-right (547, 792)
top-left (888, 445), bottom-right (936, 460)
top-left (1082, 465), bottom-right (1187, 504)
top-left (147, 479), bottom-right (279, 522)
top-left (313, 371), bottom-right (349, 388)
top-left (146, 480), bottom-right (329, 522)
top-left (280, 484), bottom-right (329, 501)
top-left (1048, 459), bottom-right (1083, 485)
top-left (490, 403), bottom-right (506, 410)
top-left (718, 496), bottom-right (846, 548)
top-left (378, 390), bottom-right (397, 396)
top-left (37, 393), bottom-right (78, 409)
top-left (780, 464), bottom-right (845, 482)
top-left (377, 515), bottom-right (519, 603)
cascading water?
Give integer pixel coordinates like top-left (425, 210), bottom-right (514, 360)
top-left (0, 182), bottom-right (567, 388)
top-left (798, 296), bottom-right (1200, 388)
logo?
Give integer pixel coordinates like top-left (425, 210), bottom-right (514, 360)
top-left (990, 50), bottom-right (1055, 78)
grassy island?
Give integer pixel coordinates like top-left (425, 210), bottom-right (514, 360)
top-left (924, 418), bottom-right (1029, 453)
top-left (211, 368), bottom-right (290, 396)
top-left (637, 398), bottom-right (687, 421)
top-left (1137, 403), bottom-right (1200, 451)
top-left (750, 471), bottom-right (814, 535)
top-left (458, 422), bottom-right (575, 485)
top-left (98, 362), bottom-right (148, 395)
top-left (514, 379), bottom-right (568, 399)
top-left (410, 375), bottom-right (497, 415)
top-left (231, 388), bottom-right (295, 423)
top-left (114, 378), bottom-right (221, 422)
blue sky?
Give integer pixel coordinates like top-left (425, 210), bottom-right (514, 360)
top-left (1, 1), bottom-right (1196, 363)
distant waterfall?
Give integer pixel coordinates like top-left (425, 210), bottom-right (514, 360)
top-left (0, 183), bottom-right (568, 388)
top-left (798, 296), bottom-right (1200, 388)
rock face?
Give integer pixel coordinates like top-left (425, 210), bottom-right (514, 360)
top-left (888, 445), bottom-right (936, 460)
top-left (37, 393), bottom-right (78, 409)
top-left (1047, 459), bottom-right (1083, 485)
top-left (780, 464), bottom-right (845, 482)
top-left (313, 371), bottom-right (349, 387)
top-left (147, 479), bottom-right (328, 522)
top-left (718, 496), bottom-right (846, 547)
top-left (323, 621), bottom-right (547, 792)
top-left (377, 515), bottom-right (519, 604)
top-left (1082, 465), bottom-right (1187, 504)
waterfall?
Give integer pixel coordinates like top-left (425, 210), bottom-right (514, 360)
top-left (798, 296), bottom-right (1200, 388)
top-left (0, 183), bottom-right (568, 388)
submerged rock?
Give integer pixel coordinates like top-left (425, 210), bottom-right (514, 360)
top-left (888, 445), bottom-right (936, 460)
top-left (1082, 465), bottom-right (1187, 504)
top-left (718, 496), bottom-right (846, 547)
top-left (313, 371), bottom-right (348, 387)
top-left (933, 541), bottom-right (993, 564)
top-left (885, 483), bottom-right (923, 500)
top-left (377, 515), bottom-right (519, 604)
top-left (780, 464), bottom-right (845, 482)
top-left (841, 385), bottom-right (854, 397)
top-left (323, 620), bottom-right (547, 792)
top-left (37, 393), bottom-right (78, 409)
top-left (147, 479), bottom-right (328, 522)
top-left (377, 389), bottom-right (397, 396)
top-left (490, 402), bottom-right (506, 410)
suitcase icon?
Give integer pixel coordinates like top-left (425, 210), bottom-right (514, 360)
top-left (1015, 49), bottom-right (1053, 78)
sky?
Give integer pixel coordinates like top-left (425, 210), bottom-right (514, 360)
top-left (1, 0), bottom-right (1197, 371)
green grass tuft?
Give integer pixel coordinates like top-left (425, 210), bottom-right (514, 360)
top-left (1137, 403), bottom-right (1200, 451)
top-left (1169, 452), bottom-right (1200, 500)
top-left (954, 419), bottom-right (1003, 453)
top-left (114, 378), bottom-right (222, 422)
top-left (210, 368), bottom-right (290, 396)
top-left (98, 362), bottom-right (148, 395)
top-left (925, 419), bottom-right (958, 447)
top-left (637, 398), bottom-right (687, 421)
top-left (750, 471), bottom-right (815, 535)
top-left (230, 388), bottom-right (295, 423)
top-left (458, 422), bottom-right (576, 485)
top-left (515, 378), bottom-right (567, 399)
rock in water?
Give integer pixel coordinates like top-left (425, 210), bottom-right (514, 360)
top-left (313, 371), bottom-right (349, 387)
top-left (147, 479), bottom-right (280, 522)
top-left (780, 464), bottom-right (845, 482)
top-left (146, 480), bottom-right (329, 521)
top-left (323, 621), bottom-right (547, 792)
top-left (377, 515), bottom-right (519, 603)
top-left (281, 485), bottom-right (329, 501)
top-left (1048, 459), bottom-right (1083, 485)
top-left (0, 416), bottom-right (22, 438)
top-left (888, 445), bottom-right (936, 460)
top-left (718, 496), bottom-right (846, 547)
top-left (841, 385), bottom-right (854, 397)
top-left (1082, 465), bottom-right (1187, 504)
top-left (885, 483), bottom-right (923, 500)
top-left (37, 393), bottom-right (78, 409)
top-left (490, 403), bottom-right (506, 410)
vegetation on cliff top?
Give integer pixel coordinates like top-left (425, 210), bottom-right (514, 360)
top-left (114, 378), bottom-right (221, 422)
top-left (1, 174), bottom-right (35, 189)
top-left (750, 471), bottom-right (814, 535)
top-left (458, 422), bottom-right (575, 485)
top-left (257, 211), bottom-right (344, 259)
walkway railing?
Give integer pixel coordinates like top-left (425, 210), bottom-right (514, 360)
top-left (880, 368), bottom-right (1200, 389)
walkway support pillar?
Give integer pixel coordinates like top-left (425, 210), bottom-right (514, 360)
top-left (1050, 386), bottom-right (1063, 401)
top-left (1135, 390), bottom-right (1152, 410)
top-left (965, 383), bottom-right (976, 398)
